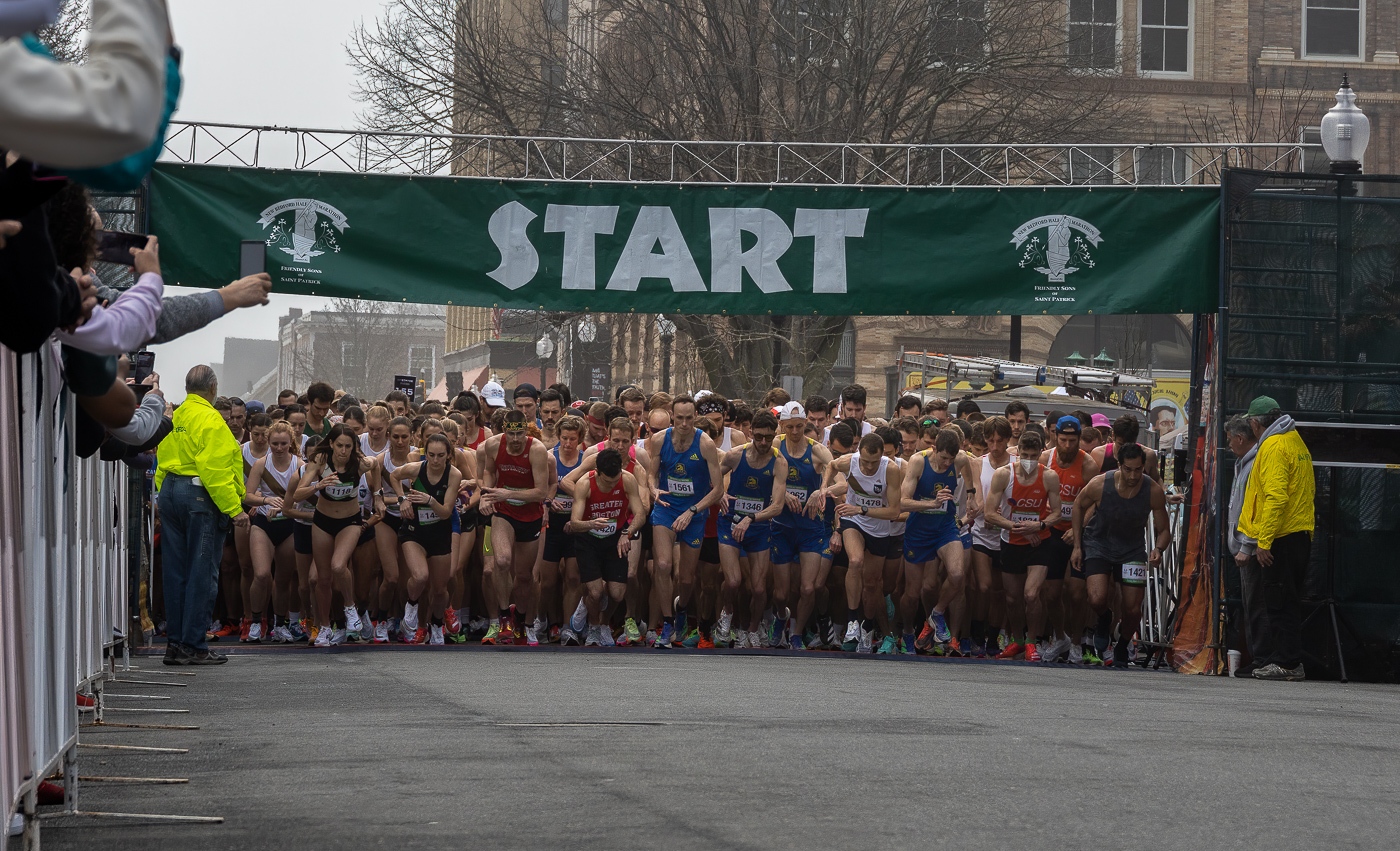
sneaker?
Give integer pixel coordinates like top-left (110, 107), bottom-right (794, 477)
top-left (499, 620), bottom-right (516, 646)
top-left (673, 598), bottom-right (688, 637)
top-left (238, 617), bottom-right (252, 642)
top-left (373, 621), bottom-right (389, 644)
top-left (344, 607), bottom-right (363, 635)
top-left (524, 624), bottom-right (540, 647)
top-left (269, 625), bottom-right (295, 644)
top-left (1082, 646), bottom-right (1103, 666)
top-left (927, 610), bottom-right (951, 643)
top-left (314, 627), bottom-right (332, 648)
top-left (769, 608), bottom-right (789, 647)
top-left (1128, 640), bottom-right (1140, 665)
top-left (826, 621), bottom-right (842, 650)
top-left (447, 627), bottom-right (467, 644)
top-left (900, 633), bottom-right (917, 655)
top-left (946, 637), bottom-right (964, 657)
top-left (429, 624), bottom-right (445, 646)
top-left (548, 624), bottom-right (561, 644)
top-left (1112, 637), bottom-right (1130, 669)
top-left (1025, 642), bottom-right (1042, 662)
top-left (559, 626), bottom-right (580, 646)
top-left (803, 630), bottom-right (822, 651)
top-left (1102, 644), bottom-right (1115, 666)
top-left (1044, 633), bottom-right (1072, 663)
top-left (359, 611), bottom-right (374, 642)
top-left (330, 627), bottom-right (348, 646)
top-left (876, 634), bottom-right (897, 655)
top-left (1068, 643), bottom-right (1083, 664)
top-left (622, 618), bottom-right (642, 646)
top-left (914, 621), bottom-right (937, 653)
top-left (697, 633), bottom-right (716, 650)
top-left (584, 625), bottom-right (601, 647)
top-left (996, 642), bottom-right (1025, 660)
top-left (732, 629), bottom-right (749, 650)
top-left (289, 620), bottom-right (309, 642)
top-left (403, 602), bottom-right (420, 634)
top-left (570, 599), bottom-right (589, 633)
top-left (716, 609), bottom-right (733, 646)
top-left (188, 648), bottom-right (228, 665)
top-left (308, 625), bottom-right (320, 644)
top-left (857, 626), bottom-right (875, 654)
top-left (211, 621), bottom-right (237, 640)
top-left (997, 629), bottom-right (1010, 652)
top-left (409, 627), bottom-right (427, 645)
top-left (644, 630), bottom-right (658, 648)
top-left (656, 622), bottom-right (675, 649)
top-left (445, 607), bottom-right (463, 637)
top-left (968, 637), bottom-right (987, 658)
top-left (386, 617), bottom-right (402, 640)
top-left (467, 616), bottom-right (488, 638)
top-left (681, 628), bottom-right (702, 649)
top-left (788, 635), bottom-right (805, 651)
top-left (247, 620), bottom-right (263, 643)
top-left (841, 621), bottom-right (860, 652)
top-left (481, 622), bottom-right (501, 645)
top-left (1283, 663), bottom-right (1306, 681)
top-left (599, 626), bottom-right (616, 648)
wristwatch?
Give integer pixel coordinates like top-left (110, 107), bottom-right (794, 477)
top-left (689, 505), bottom-right (701, 515)
top-left (860, 506), bottom-right (868, 516)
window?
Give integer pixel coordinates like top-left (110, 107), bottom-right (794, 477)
top-left (1140, 0), bottom-right (1190, 74)
top-left (1303, 0), bottom-right (1362, 58)
top-left (341, 341), bottom-right (368, 382)
top-left (1066, 146), bottom-right (1117, 184)
top-left (543, 0), bottom-right (567, 30)
top-left (1068, 0), bottom-right (1118, 70)
top-left (927, 0), bottom-right (988, 70)
top-left (1300, 126), bottom-right (1333, 172)
top-left (409, 345), bottom-right (436, 388)
top-left (1136, 146), bottom-right (1188, 184)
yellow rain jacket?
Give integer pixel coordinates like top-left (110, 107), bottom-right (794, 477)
top-left (155, 393), bottom-right (245, 517)
top-left (1237, 420), bottom-right (1314, 550)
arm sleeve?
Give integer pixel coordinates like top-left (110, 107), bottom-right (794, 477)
top-left (52, 272), bottom-right (163, 354)
top-left (195, 418), bottom-right (246, 517)
top-left (0, 0), bottom-right (169, 167)
top-left (148, 290), bottom-right (223, 344)
top-left (106, 389), bottom-right (163, 444)
top-left (1253, 446), bottom-right (1289, 551)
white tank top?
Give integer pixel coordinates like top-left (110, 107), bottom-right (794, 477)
top-left (255, 455), bottom-right (298, 518)
top-left (242, 442), bottom-right (266, 471)
top-left (972, 454), bottom-right (1004, 550)
top-left (844, 454), bottom-right (891, 537)
top-left (360, 432), bottom-right (388, 458)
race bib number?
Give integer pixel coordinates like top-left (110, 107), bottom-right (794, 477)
top-left (1121, 562), bottom-right (1148, 584)
top-left (590, 519), bottom-right (618, 538)
top-left (1060, 503), bottom-right (1074, 520)
top-left (417, 507), bottom-right (440, 524)
top-left (786, 486), bottom-right (808, 503)
top-left (852, 492), bottom-right (884, 510)
top-left (505, 487), bottom-right (528, 506)
top-left (669, 479), bottom-right (695, 497)
top-left (1012, 511), bottom-right (1039, 525)
top-left (553, 496), bottom-right (574, 512)
top-left (324, 482), bottom-right (356, 500)
top-left (733, 497), bottom-right (765, 516)
top-left (922, 498), bottom-right (948, 515)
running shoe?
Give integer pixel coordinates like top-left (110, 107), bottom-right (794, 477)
top-left (803, 630), bottom-right (822, 651)
top-left (313, 626), bottom-right (331, 647)
top-left (373, 620), bottom-right (389, 644)
top-left (467, 616), bottom-right (488, 638)
top-left (570, 599), bottom-right (589, 633)
top-left (403, 602), bottom-right (420, 634)
top-left (914, 621), bottom-right (937, 653)
top-left (673, 598), bottom-right (687, 637)
top-left (560, 626), bottom-right (580, 646)
top-left (330, 627), bottom-right (348, 646)
top-left (826, 621), bottom-right (842, 650)
top-left (1025, 642), bottom-right (1042, 662)
top-left (748, 630), bottom-right (763, 650)
top-left (404, 627), bottom-right (426, 645)
top-left (769, 608), bottom-right (789, 647)
top-left (429, 624), bottom-right (445, 646)
top-left (927, 610), bottom-right (952, 644)
top-left (997, 629), bottom-right (1010, 653)
top-left (289, 620), bottom-right (309, 642)
top-left (211, 621), bottom-right (237, 640)
top-left (1112, 637), bottom-right (1130, 669)
top-left (716, 609), bottom-right (733, 646)
top-left (548, 624), bottom-right (561, 644)
top-left (584, 626), bottom-right (601, 647)
top-left (1128, 639), bottom-right (1140, 665)
top-left (697, 632), bottom-right (716, 650)
top-left (524, 624), bottom-right (540, 647)
top-left (481, 622), bottom-right (501, 645)
top-left (387, 617), bottom-right (402, 639)
top-left (238, 617), bottom-right (252, 642)
top-left (599, 626), bottom-right (616, 648)
top-left (447, 628), bottom-right (467, 644)
top-left (732, 630), bottom-right (749, 649)
top-left (995, 642), bottom-right (1025, 661)
top-left (269, 625), bottom-right (295, 644)
top-left (308, 624), bottom-right (320, 644)
top-left (622, 618), bottom-right (642, 646)
top-left (857, 626), bottom-right (875, 654)
top-left (841, 621), bottom-right (859, 652)
top-left (1101, 645), bottom-right (1115, 666)
top-left (899, 633), bottom-right (917, 655)
top-left (967, 638), bottom-right (986, 658)
top-left (1082, 646), bottom-right (1102, 666)
top-left (344, 607), bottom-right (363, 635)
top-left (656, 622), bottom-right (675, 649)
top-left (758, 610), bottom-right (776, 645)
top-left (1043, 633), bottom-right (1072, 663)
top-left (247, 620), bottom-right (263, 643)
top-left (876, 634), bottom-right (897, 655)
top-left (681, 628), bottom-right (701, 649)
top-left (359, 611), bottom-right (374, 642)
top-left (1068, 643), bottom-right (1083, 664)
top-left (644, 630), bottom-right (658, 648)
top-left (788, 635), bottom-right (805, 651)
top-left (945, 637), bottom-right (964, 657)
top-left (499, 619), bottom-right (516, 646)
top-left (444, 607), bottom-right (462, 636)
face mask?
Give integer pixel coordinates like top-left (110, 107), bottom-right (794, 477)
top-left (1019, 458), bottom-right (1038, 476)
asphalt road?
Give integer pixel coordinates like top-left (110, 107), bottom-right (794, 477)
top-left (19, 646), bottom-right (1400, 850)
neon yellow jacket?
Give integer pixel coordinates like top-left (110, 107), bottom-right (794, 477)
top-left (155, 393), bottom-right (245, 517)
top-left (1237, 426), bottom-right (1314, 550)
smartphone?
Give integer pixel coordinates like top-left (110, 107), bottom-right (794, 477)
top-left (131, 350), bottom-right (155, 384)
top-left (97, 231), bottom-right (148, 265)
top-left (239, 240), bottom-right (266, 277)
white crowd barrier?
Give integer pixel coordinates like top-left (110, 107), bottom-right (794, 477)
top-left (1, 341), bottom-right (132, 840)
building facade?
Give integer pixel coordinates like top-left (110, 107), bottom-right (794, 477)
top-left (278, 305), bottom-right (446, 402)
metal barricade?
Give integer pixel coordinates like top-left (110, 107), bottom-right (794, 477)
top-left (1139, 491), bottom-right (1188, 666)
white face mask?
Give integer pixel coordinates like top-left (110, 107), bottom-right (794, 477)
top-left (1019, 458), bottom-right (1039, 477)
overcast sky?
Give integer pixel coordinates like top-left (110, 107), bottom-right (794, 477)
top-left (153, 0), bottom-right (391, 401)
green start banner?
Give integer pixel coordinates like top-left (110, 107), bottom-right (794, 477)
top-left (149, 163), bottom-right (1219, 315)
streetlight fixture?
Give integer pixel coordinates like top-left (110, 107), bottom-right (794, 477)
top-left (536, 332), bottom-right (555, 387)
top-left (656, 314), bottom-right (676, 393)
top-left (1320, 74), bottom-right (1370, 175)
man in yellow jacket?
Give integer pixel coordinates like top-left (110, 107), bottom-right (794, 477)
top-left (155, 364), bottom-right (248, 665)
top-left (1236, 396), bottom-right (1314, 682)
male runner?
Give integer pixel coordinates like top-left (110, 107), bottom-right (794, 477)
top-left (715, 411), bottom-right (789, 647)
top-left (478, 410), bottom-right (551, 645)
top-left (567, 449), bottom-right (647, 646)
top-left (772, 402), bottom-right (834, 650)
top-left (1071, 443), bottom-right (1170, 668)
top-left (644, 395), bottom-right (724, 648)
top-left (1040, 415), bottom-right (1099, 663)
top-left (903, 427), bottom-right (977, 654)
top-left (542, 416), bottom-right (585, 643)
top-left (984, 431), bottom-right (1060, 661)
top-left (1092, 414), bottom-right (1161, 482)
top-left (1004, 401), bottom-right (1030, 441)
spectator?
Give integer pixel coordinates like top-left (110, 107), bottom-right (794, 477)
top-left (1236, 396), bottom-right (1316, 682)
top-left (154, 364), bottom-right (248, 665)
top-left (1225, 415), bottom-right (1263, 678)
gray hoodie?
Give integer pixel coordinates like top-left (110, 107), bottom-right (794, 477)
top-left (1228, 413), bottom-right (1296, 555)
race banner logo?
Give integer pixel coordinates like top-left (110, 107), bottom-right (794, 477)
top-left (258, 198), bottom-right (350, 264)
top-left (1011, 214), bottom-right (1102, 306)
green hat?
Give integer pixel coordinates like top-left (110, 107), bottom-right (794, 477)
top-left (1246, 396), bottom-right (1279, 417)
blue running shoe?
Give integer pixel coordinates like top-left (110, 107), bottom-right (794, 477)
top-left (681, 627), bottom-right (701, 648)
top-left (672, 597), bottom-right (687, 638)
top-left (929, 610), bottom-right (952, 644)
top-left (788, 634), bottom-right (805, 651)
top-left (900, 633), bottom-right (917, 655)
top-left (768, 608), bottom-right (788, 647)
top-left (656, 622), bottom-right (675, 649)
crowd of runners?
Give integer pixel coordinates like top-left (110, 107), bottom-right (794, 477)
top-left (166, 376), bottom-right (1174, 668)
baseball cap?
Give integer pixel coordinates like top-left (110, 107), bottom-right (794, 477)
top-left (1246, 395), bottom-right (1280, 417)
top-left (513, 382), bottom-right (539, 400)
top-left (245, 400), bottom-right (266, 414)
top-left (482, 381), bottom-right (507, 408)
top-left (1090, 413), bottom-right (1111, 429)
top-left (569, 399), bottom-right (587, 410)
top-left (1055, 415), bottom-right (1081, 434)
top-left (779, 401), bottom-right (807, 422)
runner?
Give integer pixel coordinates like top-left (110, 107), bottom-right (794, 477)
top-left (542, 416), bottom-right (585, 644)
top-left (478, 410), bottom-right (551, 645)
top-left (1039, 415), bottom-right (1100, 663)
top-left (984, 431), bottom-right (1060, 661)
top-left (389, 433), bottom-right (464, 646)
top-left (771, 402), bottom-right (834, 651)
top-left (902, 426), bottom-right (976, 655)
top-left (566, 448), bottom-right (647, 646)
top-left (242, 422), bottom-right (301, 643)
top-left (715, 411), bottom-right (789, 648)
top-left (1004, 401), bottom-right (1030, 441)
top-left (1092, 414), bottom-right (1161, 482)
top-left (821, 433), bottom-right (904, 654)
top-left (1071, 443), bottom-right (1171, 668)
top-left (292, 424), bottom-right (377, 647)
top-left (235, 413), bottom-right (270, 641)
top-left (368, 416), bottom-right (415, 643)
top-left (360, 404), bottom-right (391, 457)
top-left (967, 416), bottom-right (1011, 657)
top-left (644, 395), bottom-right (724, 648)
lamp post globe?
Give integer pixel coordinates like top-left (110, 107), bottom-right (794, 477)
top-left (1320, 74), bottom-right (1370, 175)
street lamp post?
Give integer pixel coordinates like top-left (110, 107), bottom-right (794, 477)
top-left (1320, 74), bottom-right (1371, 175)
top-left (657, 314), bottom-right (676, 393)
top-left (536, 333), bottom-right (555, 389)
